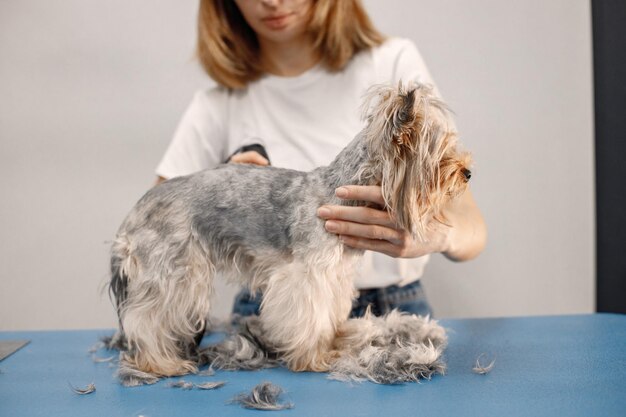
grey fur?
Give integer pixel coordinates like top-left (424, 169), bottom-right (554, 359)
top-left (329, 310), bottom-right (448, 384)
top-left (168, 379), bottom-right (226, 390)
top-left (197, 367), bottom-right (215, 376)
top-left (100, 333), bottom-right (127, 351)
top-left (230, 381), bottom-right (293, 411)
top-left (199, 316), bottom-right (279, 371)
top-left (472, 353), bottom-right (496, 375)
top-left (168, 380), bottom-right (194, 390)
top-left (69, 382), bottom-right (96, 395)
top-left (195, 381), bottom-right (226, 390)
top-left (116, 361), bottom-right (160, 386)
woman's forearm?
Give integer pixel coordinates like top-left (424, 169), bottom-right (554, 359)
top-left (440, 188), bottom-right (487, 262)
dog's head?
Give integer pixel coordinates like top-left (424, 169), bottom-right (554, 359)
top-left (362, 82), bottom-right (472, 240)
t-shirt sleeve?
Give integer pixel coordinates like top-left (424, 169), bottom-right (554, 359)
top-left (155, 88), bottom-right (228, 179)
top-left (375, 38), bottom-right (441, 97)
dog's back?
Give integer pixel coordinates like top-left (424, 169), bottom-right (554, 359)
top-left (188, 164), bottom-right (326, 256)
top-left (110, 163), bottom-right (332, 308)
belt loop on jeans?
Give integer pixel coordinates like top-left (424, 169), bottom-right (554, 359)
top-left (378, 287), bottom-right (391, 315)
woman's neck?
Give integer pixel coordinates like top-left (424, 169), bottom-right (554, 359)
top-left (259, 36), bottom-right (319, 77)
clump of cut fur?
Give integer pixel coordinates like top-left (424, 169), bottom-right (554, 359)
top-left (168, 379), bottom-right (226, 390)
top-left (472, 353), bottom-right (496, 375)
top-left (168, 380), bottom-right (194, 390)
top-left (69, 382), bottom-right (96, 395)
top-left (199, 317), bottom-right (279, 370)
top-left (230, 381), bottom-right (293, 411)
top-left (196, 381), bottom-right (226, 390)
top-left (330, 309), bottom-right (447, 384)
top-left (116, 361), bottom-right (160, 386)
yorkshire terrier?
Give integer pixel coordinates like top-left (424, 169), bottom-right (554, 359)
top-left (108, 82), bottom-right (471, 385)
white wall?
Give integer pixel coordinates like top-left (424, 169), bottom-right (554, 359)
top-left (0, 0), bottom-right (594, 331)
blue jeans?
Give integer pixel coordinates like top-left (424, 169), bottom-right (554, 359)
top-left (232, 280), bottom-right (433, 319)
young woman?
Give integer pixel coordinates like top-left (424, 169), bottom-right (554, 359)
top-left (156, 0), bottom-right (487, 318)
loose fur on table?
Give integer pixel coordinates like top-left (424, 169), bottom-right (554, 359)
top-left (198, 316), bottom-right (279, 371)
top-left (107, 82), bottom-right (471, 385)
top-left (230, 381), bottom-right (294, 411)
top-left (198, 311), bottom-right (448, 384)
top-left (472, 353), bottom-right (496, 375)
top-left (168, 380), bottom-right (194, 390)
top-left (195, 381), bottom-right (226, 390)
top-left (329, 309), bottom-right (447, 383)
top-left (69, 382), bottom-right (96, 395)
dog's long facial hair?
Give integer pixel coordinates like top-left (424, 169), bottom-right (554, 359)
top-left (108, 82), bottom-right (471, 385)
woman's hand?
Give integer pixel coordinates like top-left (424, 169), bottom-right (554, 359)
top-left (229, 151), bottom-right (269, 166)
top-left (317, 185), bottom-right (486, 261)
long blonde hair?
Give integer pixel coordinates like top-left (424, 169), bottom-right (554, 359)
top-left (197, 0), bottom-right (385, 89)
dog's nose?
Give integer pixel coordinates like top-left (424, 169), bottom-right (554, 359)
top-left (462, 168), bottom-right (472, 181)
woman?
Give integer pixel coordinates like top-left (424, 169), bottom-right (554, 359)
top-left (156, 0), bottom-right (487, 318)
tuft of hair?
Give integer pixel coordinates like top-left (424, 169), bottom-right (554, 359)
top-left (168, 380), bottom-right (194, 390)
top-left (69, 382), bottom-right (96, 395)
top-left (99, 332), bottom-right (128, 351)
top-left (330, 309), bottom-right (447, 384)
top-left (197, 367), bottom-right (215, 376)
top-left (472, 353), bottom-right (496, 375)
top-left (116, 361), bottom-right (160, 387)
top-left (359, 82), bottom-right (472, 240)
top-left (108, 235), bottom-right (132, 315)
top-left (91, 354), bottom-right (116, 363)
top-left (230, 381), bottom-right (294, 411)
top-left (195, 381), bottom-right (226, 390)
top-left (199, 316), bottom-right (279, 370)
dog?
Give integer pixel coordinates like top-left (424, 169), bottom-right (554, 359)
top-left (108, 82), bottom-right (471, 385)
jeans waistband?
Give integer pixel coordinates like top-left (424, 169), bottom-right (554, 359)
top-left (356, 280), bottom-right (424, 306)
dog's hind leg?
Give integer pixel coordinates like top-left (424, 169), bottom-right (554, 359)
top-left (112, 233), bottom-right (214, 381)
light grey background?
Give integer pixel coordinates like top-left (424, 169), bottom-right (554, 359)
top-left (0, 0), bottom-right (594, 331)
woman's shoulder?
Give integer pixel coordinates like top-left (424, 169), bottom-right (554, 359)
top-left (191, 84), bottom-right (230, 105)
top-left (183, 84), bottom-right (232, 122)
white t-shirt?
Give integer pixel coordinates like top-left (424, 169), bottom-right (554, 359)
top-left (156, 37), bottom-right (438, 289)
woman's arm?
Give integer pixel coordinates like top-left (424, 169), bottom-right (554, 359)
top-left (317, 185), bottom-right (487, 261)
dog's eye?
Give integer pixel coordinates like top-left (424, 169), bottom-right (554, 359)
top-left (461, 168), bottom-right (471, 181)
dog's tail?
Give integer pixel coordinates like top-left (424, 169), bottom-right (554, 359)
top-left (109, 233), bottom-right (132, 315)
top-left (330, 309), bottom-right (447, 384)
top-left (103, 233), bottom-right (132, 361)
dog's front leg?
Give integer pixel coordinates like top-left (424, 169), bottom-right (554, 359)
top-left (259, 258), bottom-right (354, 372)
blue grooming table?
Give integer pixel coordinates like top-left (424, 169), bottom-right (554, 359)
top-left (1, 314), bottom-right (624, 417)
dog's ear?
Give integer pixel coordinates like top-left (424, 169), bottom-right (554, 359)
top-left (361, 83), bottom-right (421, 152)
top-left (389, 87), bottom-right (417, 149)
